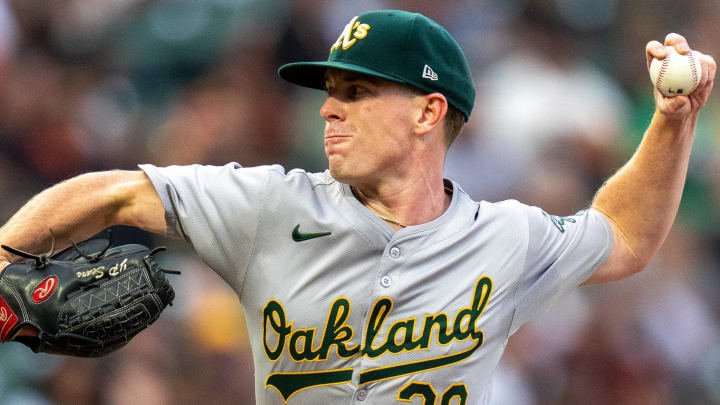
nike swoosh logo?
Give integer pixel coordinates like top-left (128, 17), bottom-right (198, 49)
top-left (292, 225), bottom-right (331, 242)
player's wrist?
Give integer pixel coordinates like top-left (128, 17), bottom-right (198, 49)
top-left (15, 325), bottom-right (39, 338)
top-left (651, 108), bottom-right (697, 133)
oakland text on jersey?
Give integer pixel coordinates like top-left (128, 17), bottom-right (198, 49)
top-left (263, 276), bottom-right (493, 401)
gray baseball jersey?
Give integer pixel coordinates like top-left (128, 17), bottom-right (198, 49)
top-left (139, 162), bottom-right (613, 405)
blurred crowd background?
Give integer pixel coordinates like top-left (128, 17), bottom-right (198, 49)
top-left (0, 0), bottom-right (719, 404)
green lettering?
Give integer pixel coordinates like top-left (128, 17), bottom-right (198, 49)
top-left (385, 319), bottom-right (421, 353)
top-left (266, 369), bottom-right (353, 401)
top-left (360, 338), bottom-right (483, 385)
top-left (318, 298), bottom-right (360, 359)
top-left (362, 298), bottom-right (392, 358)
top-left (466, 277), bottom-right (492, 341)
top-left (398, 382), bottom-right (436, 403)
top-left (289, 329), bottom-right (320, 361)
top-left (420, 313), bottom-right (453, 348)
top-left (453, 308), bottom-right (473, 341)
top-left (441, 384), bottom-right (468, 405)
top-left (263, 300), bottom-right (292, 361)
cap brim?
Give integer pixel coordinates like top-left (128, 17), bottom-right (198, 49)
top-left (278, 61), bottom-right (406, 90)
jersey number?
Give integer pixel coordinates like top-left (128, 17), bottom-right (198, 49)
top-left (397, 381), bottom-right (468, 404)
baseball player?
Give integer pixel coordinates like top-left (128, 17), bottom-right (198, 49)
top-left (0, 9), bottom-right (716, 404)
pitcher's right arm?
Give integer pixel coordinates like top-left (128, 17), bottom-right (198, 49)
top-left (0, 170), bottom-right (165, 270)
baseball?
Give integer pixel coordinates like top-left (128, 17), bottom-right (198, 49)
top-left (649, 46), bottom-right (702, 97)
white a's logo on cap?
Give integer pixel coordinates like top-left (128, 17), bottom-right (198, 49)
top-left (331, 16), bottom-right (371, 51)
top-left (422, 65), bottom-right (438, 81)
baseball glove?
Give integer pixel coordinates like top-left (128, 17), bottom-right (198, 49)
top-left (0, 234), bottom-right (178, 357)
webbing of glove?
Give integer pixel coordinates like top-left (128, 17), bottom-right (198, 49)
top-left (0, 241), bottom-right (176, 357)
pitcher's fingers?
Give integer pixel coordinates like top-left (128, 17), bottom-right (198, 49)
top-left (706, 55), bottom-right (717, 82)
top-left (689, 54), bottom-right (714, 105)
top-left (702, 55), bottom-right (716, 96)
top-left (664, 33), bottom-right (690, 54)
top-left (696, 52), bottom-right (709, 87)
top-left (697, 53), bottom-right (715, 90)
top-left (646, 40), bottom-right (666, 69)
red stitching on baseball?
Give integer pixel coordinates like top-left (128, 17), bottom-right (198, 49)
top-left (688, 50), bottom-right (699, 92)
top-left (656, 51), bottom-right (670, 94)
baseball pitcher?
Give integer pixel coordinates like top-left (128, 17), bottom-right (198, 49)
top-left (0, 9), bottom-right (715, 405)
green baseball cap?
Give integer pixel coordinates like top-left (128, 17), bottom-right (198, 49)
top-left (278, 10), bottom-right (475, 120)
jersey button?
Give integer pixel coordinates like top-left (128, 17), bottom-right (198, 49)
top-left (389, 246), bottom-right (401, 259)
top-left (381, 275), bottom-right (392, 288)
top-left (356, 389), bottom-right (367, 401)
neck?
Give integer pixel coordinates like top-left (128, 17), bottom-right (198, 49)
top-left (351, 172), bottom-right (451, 230)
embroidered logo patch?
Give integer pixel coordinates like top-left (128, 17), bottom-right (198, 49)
top-left (292, 225), bottom-right (332, 242)
top-left (330, 16), bottom-right (371, 51)
top-left (0, 296), bottom-right (18, 342)
top-left (422, 64), bottom-right (438, 81)
top-left (32, 276), bottom-right (58, 303)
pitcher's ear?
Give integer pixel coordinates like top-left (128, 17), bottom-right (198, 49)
top-left (414, 92), bottom-right (448, 136)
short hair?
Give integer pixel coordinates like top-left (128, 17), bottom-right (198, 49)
top-left (443, 105), bottom-right (465, 148)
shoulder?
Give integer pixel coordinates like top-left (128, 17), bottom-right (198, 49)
top-left (263, 167), bottom-right (340, 199)
top-left (476, 198), bottom-right (533, 223)
top-left (446, 193), bottom-right (533, 245)
top-left (145, 163), bottom-right (335, 189)
top-left (476, 199), bottom-right (592, 237)
top-left (443, 181), bottom-right (532, 231)
top-left (193, 164), bottom-right (340, 199)
top-left (267, 167), bottom-right (337, 189)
